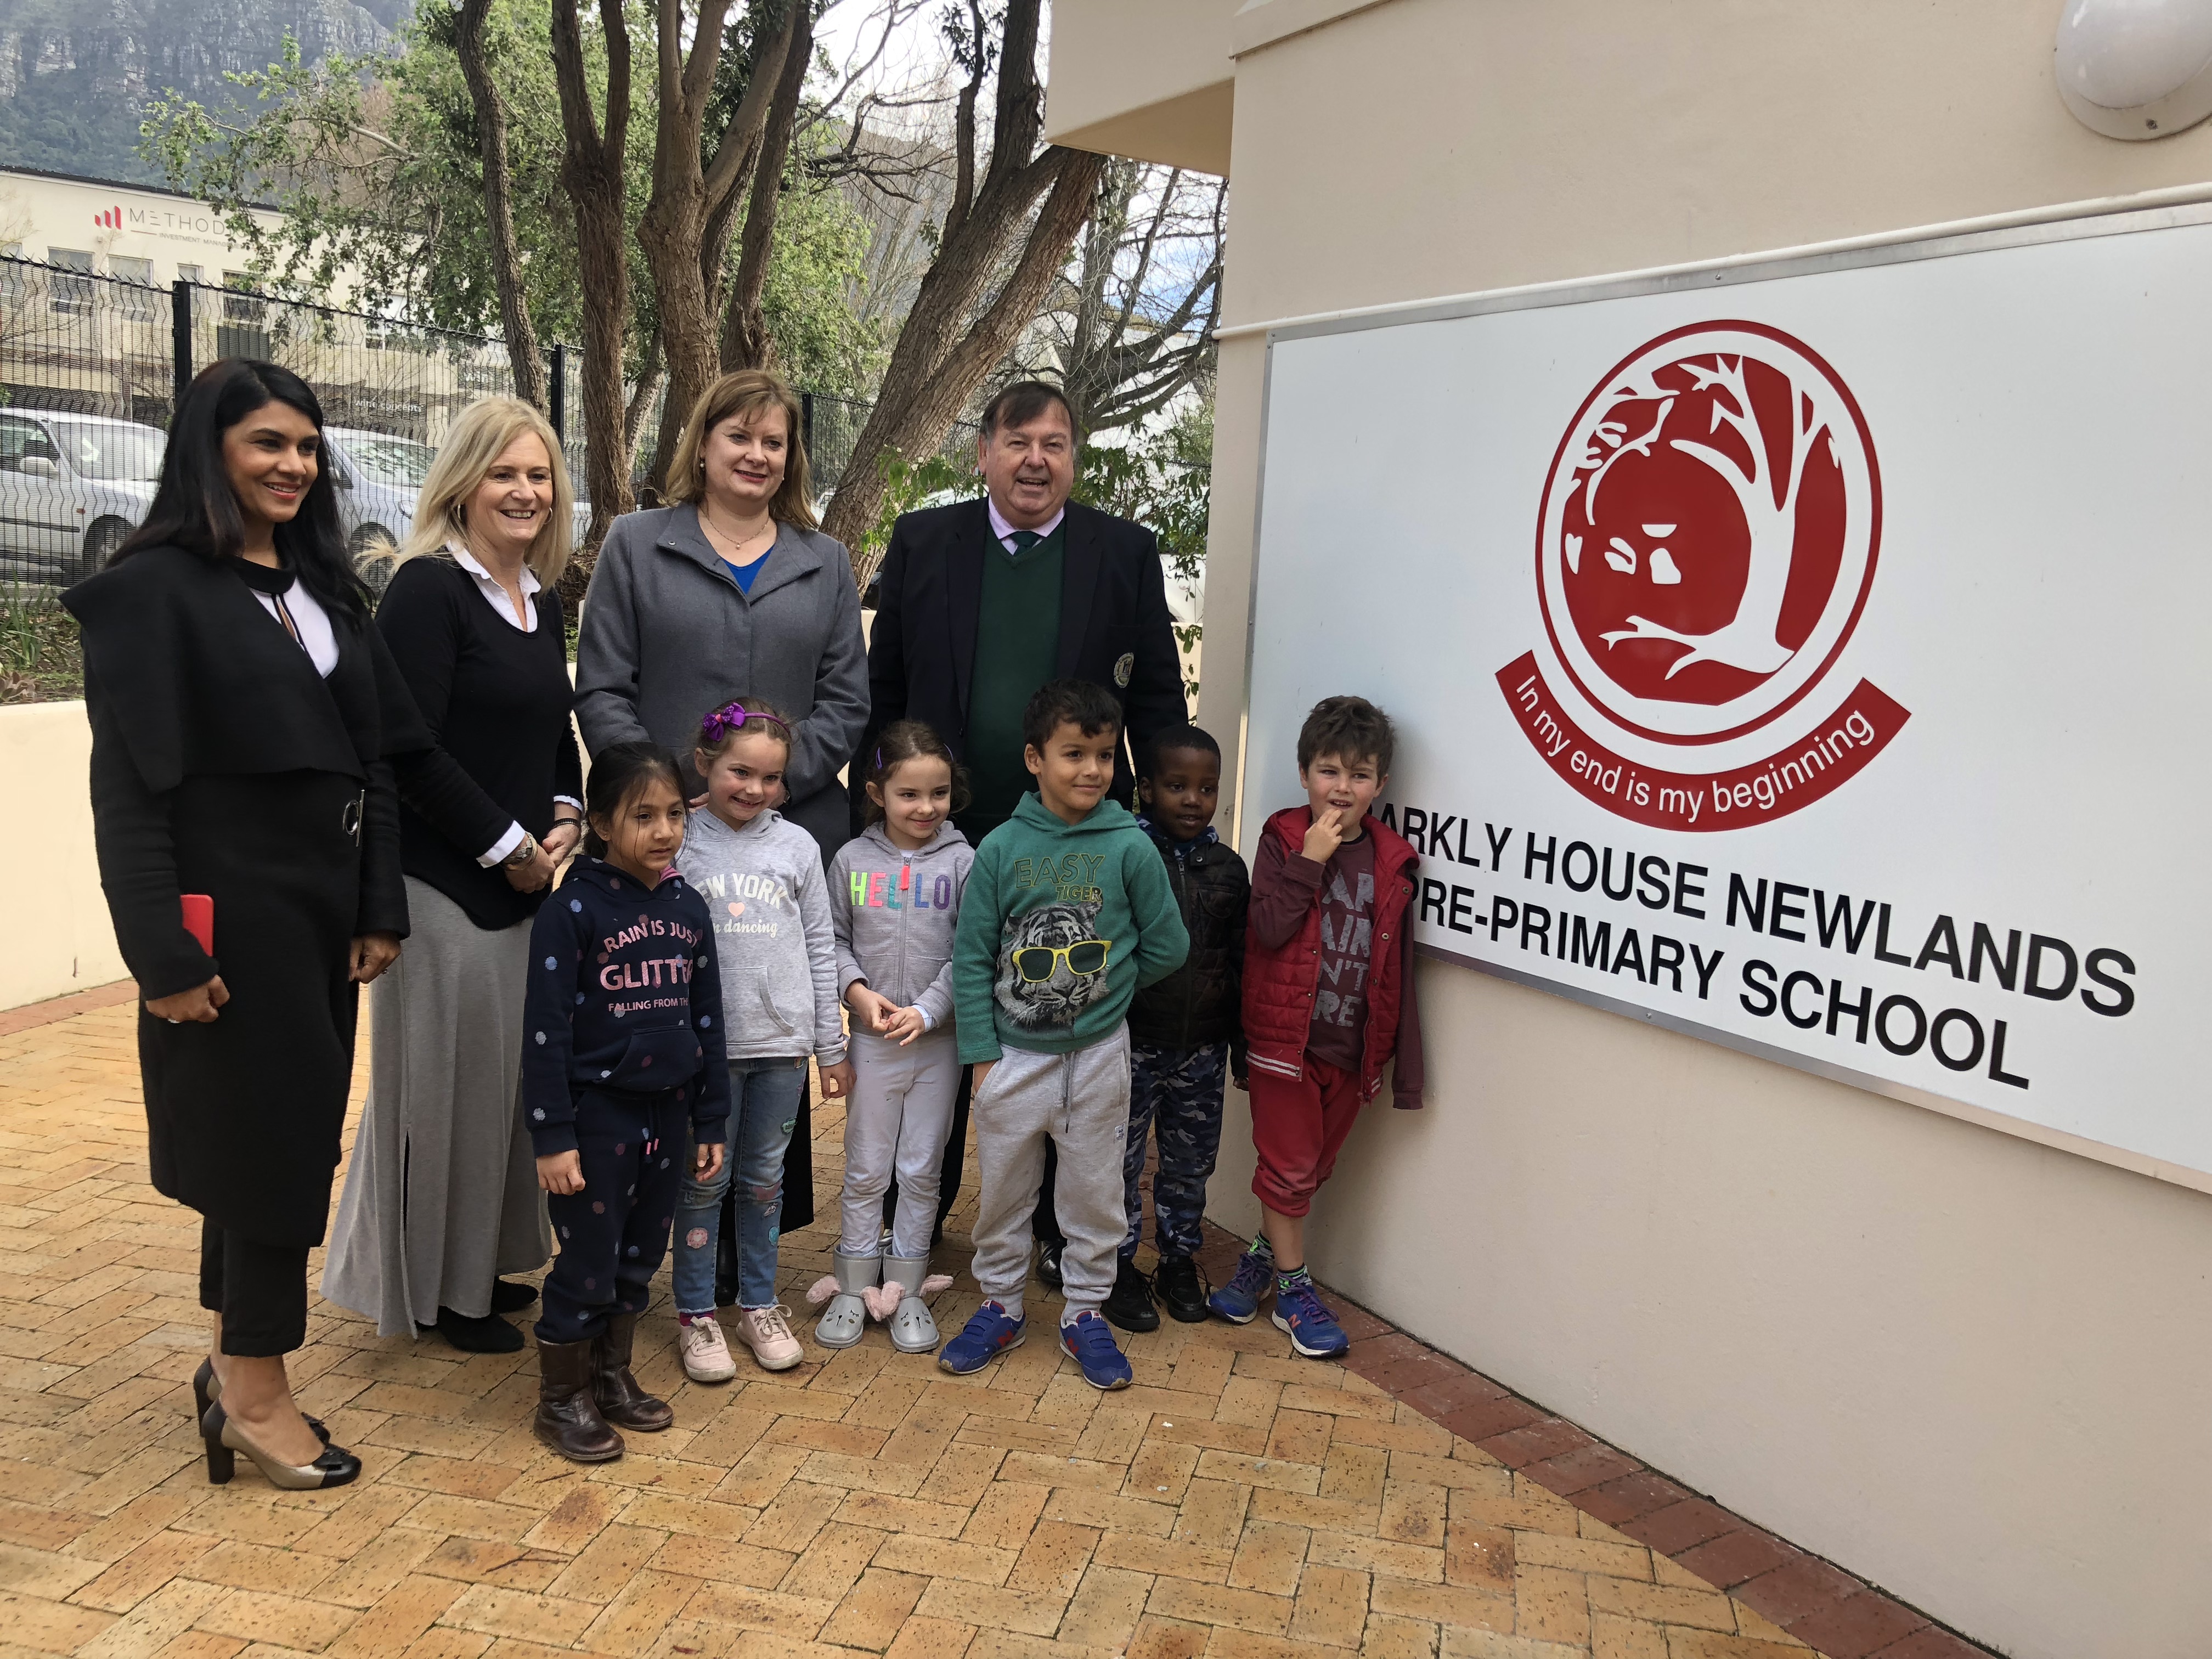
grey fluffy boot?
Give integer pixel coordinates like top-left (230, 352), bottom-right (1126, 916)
top-left (883, 1256), bottom-right (938, 1354)
top-left (816, 1251), bottom-right (877, 1349)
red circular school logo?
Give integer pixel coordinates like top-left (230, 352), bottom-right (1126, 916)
top-left (1538, 322), bottom-right (1880, 743)
top-left (1498, 322), bottom-right (1908, 830)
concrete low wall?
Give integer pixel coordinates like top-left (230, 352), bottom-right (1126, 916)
top-left (0, 701), bottom-right (126, 1010)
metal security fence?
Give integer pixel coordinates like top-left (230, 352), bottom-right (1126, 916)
top-left (0, 255), bottom-right (590, 586)
top-left (803, 391), bottom-right (979, 496)
top-left (0, 252), bottom-right (942, 591)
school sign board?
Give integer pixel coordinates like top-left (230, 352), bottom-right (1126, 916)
top-left (1243, 204), bottom-right (2212, 1189)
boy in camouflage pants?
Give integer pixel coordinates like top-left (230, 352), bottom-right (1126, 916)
top-left (1104, 725), bottom-right (1250, 1332)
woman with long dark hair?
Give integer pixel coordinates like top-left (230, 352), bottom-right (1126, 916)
top-left (62, 360), bottom-right (426, 1491)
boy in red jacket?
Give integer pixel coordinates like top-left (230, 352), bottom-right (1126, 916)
top-left (1209, 696), bottom-right (1424, 1357)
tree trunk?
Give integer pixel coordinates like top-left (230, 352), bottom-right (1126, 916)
top-left (454, 0), bottom-right (548, 412)
top-left (637, 0), bottom-right (797, 489)
top-left (819, 0), bottom-right (1103, 577)
top-left (822, 146), bottom-right (1103, 580)
top-left (719, 0), bottom-right (814, 372)
top-left (551, 0), bottom-right (635, 588)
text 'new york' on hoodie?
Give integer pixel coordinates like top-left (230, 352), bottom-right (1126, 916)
top-left (828, 820), bottom-right (974, 1032)
top-left (951, 792), bottom-right (1191, 1065)
top-left (520, 856), bottom-right (731, 1157)
top-left (675, 805), bottom-right (848, 1065)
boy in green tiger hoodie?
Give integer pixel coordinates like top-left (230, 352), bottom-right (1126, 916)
top-left (939, 680), bottom-right (1189, 1390)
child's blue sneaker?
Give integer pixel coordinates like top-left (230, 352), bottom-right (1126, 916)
top-left (1058, 1311), bottom-right (1133, 1390)
top-left (1272, 1276), bottom-right (1350, 1359)
top-left (1207, 1246), bottom-right (1274, 1324)
top-left (938, 1301), bottom-right (1025, 1374)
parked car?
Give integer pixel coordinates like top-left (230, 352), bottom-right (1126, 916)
top-left (0, 409), bottom-right (164, 584)
top-left (322, 427), bottom-right (434, 562)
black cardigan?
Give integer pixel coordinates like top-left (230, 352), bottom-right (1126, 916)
top-left (379, 555), bottom-right (585, 930)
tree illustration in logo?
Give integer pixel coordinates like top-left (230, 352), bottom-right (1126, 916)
top-left (1537, 323), bottom-right (1877, 742)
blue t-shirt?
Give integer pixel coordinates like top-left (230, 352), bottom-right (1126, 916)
top-left (724, 556), bottom-right (766, 594)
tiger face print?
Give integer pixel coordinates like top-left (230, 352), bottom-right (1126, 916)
top-left (993, 900), bottom-right (1109, 1031)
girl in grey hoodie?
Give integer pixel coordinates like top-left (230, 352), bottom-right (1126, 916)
top-left (812, 723), bottom-right (974, 1354)
top-left (671, 702), bottom-right (852, 1379)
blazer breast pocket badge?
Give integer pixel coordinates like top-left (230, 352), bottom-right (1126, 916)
top-left (1113, 652), bottom-right (1134, 688)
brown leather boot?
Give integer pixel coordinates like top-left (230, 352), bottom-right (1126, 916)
top-left (592, 1311), bottom-right (673, 1432)
top-left (534, 1339), bottom-right (623, 1462)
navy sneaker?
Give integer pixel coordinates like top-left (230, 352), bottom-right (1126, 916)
top-left (1058, 1311), bottom-right (1133, 1390)
top-left (938, 1301), bottom-right (1026, 1374)
top-left (1272, 1276), bottom-right (1350, 1359)
top-left (1206, 1246), bottom-right (1274, 1324)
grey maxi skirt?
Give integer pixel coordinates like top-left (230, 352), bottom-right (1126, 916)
top-left (321, 877), bottom-right (550, 1334)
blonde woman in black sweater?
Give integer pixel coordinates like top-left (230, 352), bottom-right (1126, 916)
top-left (322, 398), bottom-right (585, 1352)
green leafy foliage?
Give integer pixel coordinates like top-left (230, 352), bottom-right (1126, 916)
top-left (854, 452), bottom-right (985, 576)
top-left (1077, 402), bottom-right (1211, 574)
top-left (0, 594), bottom-right (82, 705)
top-left (137, 5), bottom-right (879, 406)
top-left (760, 134), bottom-right (889, 398)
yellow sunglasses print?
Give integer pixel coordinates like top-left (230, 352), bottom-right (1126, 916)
top-left (1011, 939), bottom-right (1113, 982)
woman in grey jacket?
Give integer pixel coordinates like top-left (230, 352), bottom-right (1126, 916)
top-left (575, 370), bottom-right (867, 1244)
top-left (574, 369), bottom-right (867, 860)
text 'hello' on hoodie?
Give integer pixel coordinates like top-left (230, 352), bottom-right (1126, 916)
top-left (675, 805), bottom-right (847, 1065)
top-left (521, 856), bottom-right (732, 1157)
top-left (951, 792), bottom-right (1190, 1065)
top-left (830, 820), bottom-right (974, 1031)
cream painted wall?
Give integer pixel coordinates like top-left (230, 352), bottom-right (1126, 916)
top-left (1171, 2), bottom-right (2212, 1655)
top-left (1045, 0), bottom-right (1235, 172)
top-left (0, 702), bottom-right (127, 1010)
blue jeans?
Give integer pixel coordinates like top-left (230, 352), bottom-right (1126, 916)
top-left (672, 1057), bottom-right (806, 1314)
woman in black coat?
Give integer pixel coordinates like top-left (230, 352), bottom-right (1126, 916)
top-left (62, 360), bottom-right (425, 1491)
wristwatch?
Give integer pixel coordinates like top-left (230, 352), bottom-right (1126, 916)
top-left (504, 831), bottom-right (540, 868)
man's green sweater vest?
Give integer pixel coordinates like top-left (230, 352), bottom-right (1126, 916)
top-left (962, 523), bottom-right (1065, 838)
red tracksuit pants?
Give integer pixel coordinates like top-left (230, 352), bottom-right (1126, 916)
top-left (1248, 1056), bottom-right (1366, 1218)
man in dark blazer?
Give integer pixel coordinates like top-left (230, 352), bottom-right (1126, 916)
top-left (861, 379), bottom-right (1187, 1271)
top-left (862, 380), bottom-right (1186, 845)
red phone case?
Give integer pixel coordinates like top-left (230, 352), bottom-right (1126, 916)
top-left (180, 894), bottom-right (215, 956)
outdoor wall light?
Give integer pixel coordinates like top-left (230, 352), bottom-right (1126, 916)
top-left (2056, 0), bottom-right (2212, 138)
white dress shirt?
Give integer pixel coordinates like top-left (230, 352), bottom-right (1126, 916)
top-left (247, 575), bottom-right (339, 678)
top-left (450, 542), bottom-right (541, 632)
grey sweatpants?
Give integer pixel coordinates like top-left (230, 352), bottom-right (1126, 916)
top-left (970, 1025), bottom-right (1132, 1322)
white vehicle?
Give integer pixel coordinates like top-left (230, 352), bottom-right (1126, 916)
top-left (0, 409), bottom-right (164, 584)
top-left (322, 427), bottom-right (435, 561)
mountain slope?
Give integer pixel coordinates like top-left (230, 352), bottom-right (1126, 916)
top-left (0, 0), bottom-right (394, 186)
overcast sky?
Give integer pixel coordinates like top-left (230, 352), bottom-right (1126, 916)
top-left (812, 1), bottom-right (1054, 117)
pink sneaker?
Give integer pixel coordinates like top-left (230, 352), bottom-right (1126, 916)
top-left (678, 1314), bottom-right (736, 1383)
top-left (734, 1305), bottom-right (804, 1371)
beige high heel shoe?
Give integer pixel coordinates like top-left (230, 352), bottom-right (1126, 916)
top-left (200, 1401), bottom-right (360, 1489)
top-left (193, 1358), bottom-right (329, 1444)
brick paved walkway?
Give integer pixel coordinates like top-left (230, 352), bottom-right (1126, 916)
top-left (0, 991), bottom-right (1890, 1659)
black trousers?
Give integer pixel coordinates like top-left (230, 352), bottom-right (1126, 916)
top-left (199, 1219), bottom-right (310, 1357)
top-left (537, 1089), bottom-right (688, 1344)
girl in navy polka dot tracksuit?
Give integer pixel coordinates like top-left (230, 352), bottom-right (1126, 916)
top-left (520, 743), bottom-right (729, 1462)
